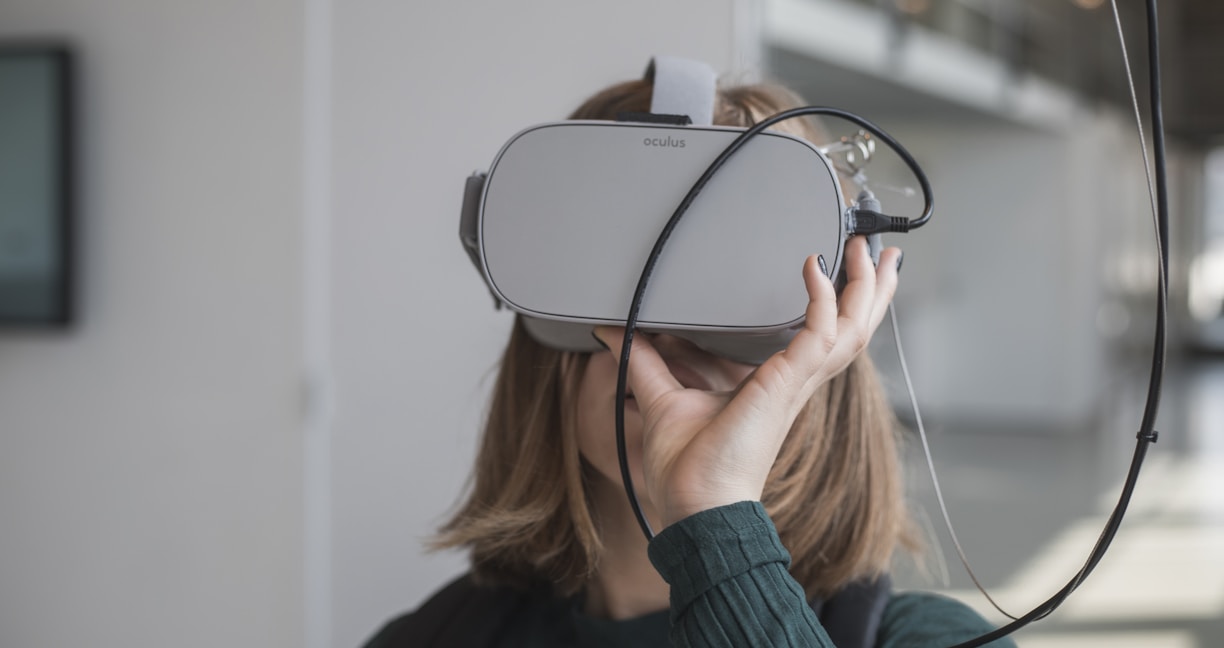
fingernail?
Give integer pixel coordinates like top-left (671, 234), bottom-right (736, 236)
top-left (817, 255), bottom-right (828, 277)
top-left (895, 252), bottom-right (904, 274)
top-left (590, 330), bottom-right (610, 351)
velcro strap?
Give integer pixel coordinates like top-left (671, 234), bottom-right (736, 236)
top-left (644, 56), bottom-right (716, 126)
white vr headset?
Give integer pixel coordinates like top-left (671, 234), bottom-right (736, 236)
top-left (459, 57), bottom-right (928, 364)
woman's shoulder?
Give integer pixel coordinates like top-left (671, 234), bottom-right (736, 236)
top-left (361, 574), bottom-right (538, 648)
top-left (879, 590), bottom-right (1017, 647)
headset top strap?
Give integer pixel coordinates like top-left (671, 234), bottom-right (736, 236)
top-left (644, 56), bottom-right (717, 126)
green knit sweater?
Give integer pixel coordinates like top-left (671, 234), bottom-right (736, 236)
top-left (365, 501), bottom-right (1016, 647)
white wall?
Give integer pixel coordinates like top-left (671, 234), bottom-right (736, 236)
top-left (0, 1), bottom-right (756, 646)
top-left (870, 114), bottom-right (1128, 428)
top-left (0, 1), bottom-right (305, 646)
top-left (327, 3), bottom-right (745, 646)
top-left (880, 109), bottom-right (1155, 429)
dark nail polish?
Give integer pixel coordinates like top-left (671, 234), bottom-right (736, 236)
top-left (817, 255), bottom-right (828, 277)
top-left (895, 252), bottom-right (904, 274)
top-left (590, 331), bottom-right (610, 351)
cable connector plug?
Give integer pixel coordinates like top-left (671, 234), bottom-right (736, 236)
top-left (848, 208), bottom-right (910, 234)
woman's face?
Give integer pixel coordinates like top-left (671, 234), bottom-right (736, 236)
top-left (574, 334), bottom-right (756, 503)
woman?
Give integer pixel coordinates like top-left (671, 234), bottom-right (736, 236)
top-left (365, 76), bottom-right (1014, 647)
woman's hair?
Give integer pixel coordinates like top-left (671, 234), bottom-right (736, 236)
top-left (434, 78), bottom-right (918, 600)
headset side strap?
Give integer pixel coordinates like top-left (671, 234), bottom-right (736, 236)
top-left (459, 172), bottom-right (501, 309)
top-left (459, 172), bottom-right (485, 269)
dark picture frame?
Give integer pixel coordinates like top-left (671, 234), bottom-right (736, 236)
top-left (0, 42), bottom-right (74, 326)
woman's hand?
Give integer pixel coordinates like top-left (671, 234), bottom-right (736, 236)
top-left (593, 237), bottom-right (901, 529)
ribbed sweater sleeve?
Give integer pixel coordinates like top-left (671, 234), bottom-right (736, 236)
top-left (646, 501), bottom-right (836, 648)
top-left (647, 501), bottom-right (1018, 648)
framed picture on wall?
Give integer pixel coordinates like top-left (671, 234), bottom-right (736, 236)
top-left (0, 43), bottom-right (73, 326)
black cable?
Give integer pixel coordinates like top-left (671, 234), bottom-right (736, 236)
top-left (616, 1), bottom-right (1167, 641)
top-left (615, 107), bottom-right (933, 540)
top-left (944, 0), bottom-right (1169, 643)
top-left (1144, 0), bottom-right (1170, 435)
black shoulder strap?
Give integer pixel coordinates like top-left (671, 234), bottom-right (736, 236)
top-left (812, 574), bottom-right (892, 648)
top-left (362, 574), bottom-right (529, 648)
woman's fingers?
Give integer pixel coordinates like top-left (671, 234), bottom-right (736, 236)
top-left (832, 237), bottom-right (879, 342)
top-left (594, 238), bottom-right (901, 416)
top-left (786, 239), bottom-right (869, 370)
top-left (766, 238), bottom-right (901, 401)
top-left (869, 246), bottom-right (902, 329)
top-left (593, 326), bottom-right (682, 410)
top-left (829, 238), bottom-right (900, 359)
top-left (784, 254), bottom-right (839, 371)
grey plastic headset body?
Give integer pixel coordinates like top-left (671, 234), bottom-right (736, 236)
top-left (459, 57), bottom-right (849, 364)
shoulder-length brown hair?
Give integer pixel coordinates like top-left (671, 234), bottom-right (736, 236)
top-left (434, 78), bottom-right (917, 600)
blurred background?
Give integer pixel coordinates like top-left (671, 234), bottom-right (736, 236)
top-left (0, 0), bottom-right (1219, 646)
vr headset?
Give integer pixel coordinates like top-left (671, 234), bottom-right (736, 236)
top-left (459, 56), bottom-right (926, 364)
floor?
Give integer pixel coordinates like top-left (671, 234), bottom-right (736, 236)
top-left (891, 352), bottom-right (1224, 647)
